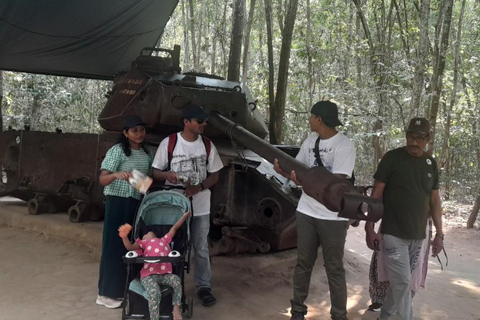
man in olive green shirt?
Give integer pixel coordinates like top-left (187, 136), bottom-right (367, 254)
top-left (365, 118), bottom-right (444, 320)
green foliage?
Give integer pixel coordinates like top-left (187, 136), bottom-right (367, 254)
top-left (2, 72), bottom-right (109, 133)
top-left (1, 0), bottom-right (479, 201)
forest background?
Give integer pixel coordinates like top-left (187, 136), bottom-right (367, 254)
top-left (0, 0), bottom-right (479, 224)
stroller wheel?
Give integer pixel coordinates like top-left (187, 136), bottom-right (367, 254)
top-left (124, 296), bottom-right (130, 316)
top-left (185, 296), bottom-right (193, 318)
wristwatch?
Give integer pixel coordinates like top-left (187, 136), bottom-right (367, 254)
top-left (435, 233), bottom-right (444, 240)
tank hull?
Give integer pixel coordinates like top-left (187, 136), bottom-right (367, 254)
top-left (0, 129), bottom-right (299, 253)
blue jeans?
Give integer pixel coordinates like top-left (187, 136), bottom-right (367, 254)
top-left (191, 214), bottom-right (211, 289)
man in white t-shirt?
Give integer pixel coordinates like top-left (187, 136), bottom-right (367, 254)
top-left (152, 103), bottom-right (224, 307)
top-left (274, 100), bottom-right (356, 320)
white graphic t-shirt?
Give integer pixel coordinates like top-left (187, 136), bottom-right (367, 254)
top-left (152, 133), bottom-right (224, 216)
top-left (295, 132), bottom-right (356, 220)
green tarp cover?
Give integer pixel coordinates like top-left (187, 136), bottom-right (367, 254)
top-left (0, 0), bottom-right (178, 79)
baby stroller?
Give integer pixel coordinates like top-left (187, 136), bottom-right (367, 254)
top-left (122, 190), bottom-right (193, 319)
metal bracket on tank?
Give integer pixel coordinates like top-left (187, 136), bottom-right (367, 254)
top-left (213, 227), bottom-right (271, 255)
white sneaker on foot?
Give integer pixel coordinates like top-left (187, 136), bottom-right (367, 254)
top-left (96, 295), bottom-right (122, 309)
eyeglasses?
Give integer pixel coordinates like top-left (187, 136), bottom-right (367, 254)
top-left (406, 134), bottom-right (428, 143)
top-left (193, 118), bottom-right (207, 125)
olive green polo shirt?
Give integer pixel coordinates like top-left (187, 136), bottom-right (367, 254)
top-left (374, 147), bottom-right (439, 239)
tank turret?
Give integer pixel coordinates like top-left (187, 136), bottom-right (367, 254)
top-left (98, 45), bottom-right (268, 139)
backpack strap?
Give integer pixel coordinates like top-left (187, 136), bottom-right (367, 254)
top-left (201, 135), bottom-right (211, 166)
top-left (167, 133), bottom-right (178, 171)
top-left (313, 136), bottom-right (324, 167)
top-left (167, 133), bottom-right (211, 171)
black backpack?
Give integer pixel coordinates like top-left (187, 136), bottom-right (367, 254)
top-left (313, 136), bottom-right (355, 186)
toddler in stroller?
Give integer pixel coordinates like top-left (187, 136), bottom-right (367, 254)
top-left (119, 190), bottom-right (193, 320)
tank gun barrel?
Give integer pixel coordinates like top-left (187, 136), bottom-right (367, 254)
top-left (207, 112), bottom-right (382, 222)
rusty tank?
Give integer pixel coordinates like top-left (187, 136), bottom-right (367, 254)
top-left (0, 45), bottom-right (381, 255)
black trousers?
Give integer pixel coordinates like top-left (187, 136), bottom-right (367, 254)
top-left (98, 195), bottom-right (140, 298)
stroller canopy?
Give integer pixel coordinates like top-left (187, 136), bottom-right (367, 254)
top-left (134, 190), bottom-right (191, 239)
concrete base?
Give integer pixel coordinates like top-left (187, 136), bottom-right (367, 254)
top-left (0, 196), bottom-right (103, 259)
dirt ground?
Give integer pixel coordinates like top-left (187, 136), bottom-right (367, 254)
top-left (0, 197), bottom-right (479, 320)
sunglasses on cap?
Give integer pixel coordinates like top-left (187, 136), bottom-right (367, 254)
top-left (192, 118), bottom-right (207, 125)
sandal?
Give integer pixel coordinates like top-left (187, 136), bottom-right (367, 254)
top-left (197, 287), bottom-right (217, 307)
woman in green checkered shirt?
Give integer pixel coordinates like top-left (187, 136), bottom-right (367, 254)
top-left (96, 115), bottom-right (153, 309)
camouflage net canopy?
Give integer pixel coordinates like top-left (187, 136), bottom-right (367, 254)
top-left (0, 0), bottom-right (178, 80)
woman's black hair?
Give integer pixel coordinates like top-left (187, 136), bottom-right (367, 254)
top-left (117, 129), bottom-right (150, 157)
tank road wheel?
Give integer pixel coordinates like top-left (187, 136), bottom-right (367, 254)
top-left (0, 164), bottom-right (7, 194)
top-left (28, 195), bottom-right (58, 215)
top-left (28, 195), bottom-right (48, 215)
top-left (68, 201), bottom-right (89, 223)
top-left (257, 242), bottom-right (271, 253)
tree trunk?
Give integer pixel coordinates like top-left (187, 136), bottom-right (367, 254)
top-left (428, 0), bottom-right (453, 151)
top-left (440, 0), bottom-right (466, 199)
top-left (352, 0), bottom-right (391, 165)
top-left (31, 93), bottom-right (41, 130)
top-left (221, 1), bottom-right (229, 77)
top-left (241, 0), bottom-right (256, 84)
top-left (409, 0), bottom-right (430, 115)
top-left (181, 0), bottom-right (190, 69)
top-left (0, 70), bottom-right (3, 132)
top-left (269, 0), bottom-right (299, 144)
top-left (227, 0), bottom-right (245, 82)
top-left (467, 192), bottom-right (480, 228)
top-left (392, 0), bottom-right (411, 63)
top-left (188, 0), bottom-right (198, 70)
top-left (196, 3), bottom-right (205, 71)
top-left (210, 0), bottom-right (219, 75)
top-left (264, 0), bottom-right (275, 138)
top-left (467, 77), bottom-right (480, 228)
top-left (306, 0), bottom-right (313, 107)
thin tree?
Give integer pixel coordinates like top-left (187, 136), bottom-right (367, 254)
top-left (440, 0), bottom-right (466, 200)
top-left (210, 0), bottom-right (219, 75)
top-left (306, 0), bottom-right (313, 107)
top-left (188, 0), bottom-right (199, 70)
top-left (0, 71), bottom-right (3, 132)
top-left (264, 0), bottom-right (275, 130)
top-left (467, 110), bottom-right (480, 228)
top-left (267, 0), bottom-right (299, 144)
top-left (428, 0), bottom-right (454, 150)
top-left (228, 0), bottom-right (246, 82)
top-left (352, 0), bottom-right (393, 165)
top-left (241, 0), bottom-right (257, 84)
top-left (181, 0), bottom-right (191, 69)
top-left (410, 0), bottom-right (431, 115)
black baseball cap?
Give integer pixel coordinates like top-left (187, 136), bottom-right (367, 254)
top-left (406, 117), bottom-right (431, 137)
top-left (181, 103), bottom-right (208, 120)
top-left (123, 115), bottom-right (146, 130)
top-left (311, 100), bottom-right (343, 127)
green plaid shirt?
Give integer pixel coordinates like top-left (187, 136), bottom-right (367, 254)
top-left (101, 144), bottom-right (153, 199)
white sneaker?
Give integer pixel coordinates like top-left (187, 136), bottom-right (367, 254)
top-left (96, 295), bottom-right (122, 309)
